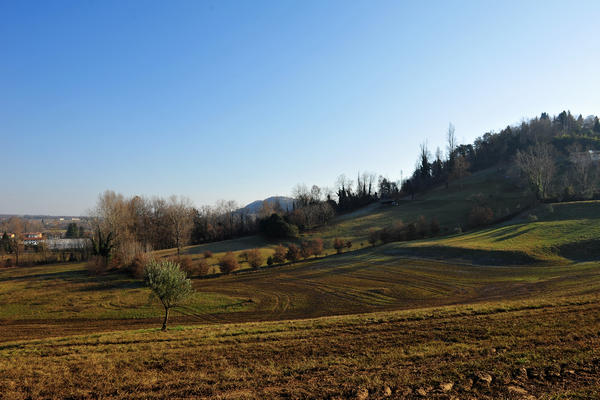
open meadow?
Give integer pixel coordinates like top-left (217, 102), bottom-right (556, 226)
top-left (2, 219), bottom-right (600, 398)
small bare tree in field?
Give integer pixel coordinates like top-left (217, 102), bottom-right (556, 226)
top-left (515, 143), bottom-right (555, 201)
top-left (144, 259), bottom-right (194, 331)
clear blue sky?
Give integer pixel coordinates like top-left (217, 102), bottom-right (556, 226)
top-left (2, 0), bottom-right (599, 215)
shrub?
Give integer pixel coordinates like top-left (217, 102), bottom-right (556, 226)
top-left (203, 250), bottom-right (213, 259)
top-left (430, 217), bottom-right (440, 236)
top-left (345, 240), bottom-right (352, 250)
top-left (300, 241), bottom-right (312, 259)
top-left (406, 223), bottom-right (418, 241)
top-left (544, 204), bottom-right (554, 214)
top-left (333, 238), bottom-right (345, 254)
top-left (380, 220), bottom-right (406, 243)
top-left (286, 244), bottom-right (301, 263)
top-left (218, 252), bottom-right (239, 274)
top-left (129, 253), bottom-right (151, 279)
top-left (368, 229), bottom-right (379, 246)
top-left (86, 255), bottom-right (109, 275)
top-left (4, 258), bottom-right (13, 268)
top-left (527, 214), bottom-right (538, 222)
top-left (309, 238), bottom-right (324, 257)
top-left (272, 244), bottom-right (287, 264)
top-left (176, 255), bottom-right (195, 276)
top-left (468, 206), bottom-right (494, 228)
top-left (247, 248), bottom-right (264, 269)
top-left (198, 258), bottom-right (210, 275)
top-left (267, 256), bottom-right (274, 266)
top-left (415, 215), bottom-right (428, 238)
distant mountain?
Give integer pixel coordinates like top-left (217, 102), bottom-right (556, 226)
top-left (240, 196), bottom-right (295, 215)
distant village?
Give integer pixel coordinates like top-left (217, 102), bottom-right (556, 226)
top-left (0, 215), bottom-right (91, 251)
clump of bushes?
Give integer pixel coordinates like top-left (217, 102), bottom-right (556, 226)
top-left (286, 244), bottom-right (301, 263)
top-left (129, 253), bottom-right (152, 278)
top-left (259, 214), bottom-right (299, 239)
top-left (468, 206), bottom-right (494, 228)
top-left (333, 238), bottom-right (345, 254)
top-left (203, 250), bottom-right (213, 259)
top-left (309, 238), bottom-right (324, 257)
top-left (218, 252), bottom-right (239, 274)
top-left (272, 244), bottom-right (287, 264)
top-left (198, 258), bottom-right (210, 275)
top-left (368, 228), bottom-right (380, 246)
top-left (246, 248), bottom-right (264, 269)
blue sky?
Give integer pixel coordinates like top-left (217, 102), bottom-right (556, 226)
top-left (2, 0), bottom-right (599, 215)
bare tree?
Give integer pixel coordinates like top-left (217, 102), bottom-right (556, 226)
top-left (449, 154), bottom-right (470, 187)
top-left (446, 122), bottom-right (457, 160)
top-left (7, 217), bottom-right (24, 266)
top-left (568, 145), bottom-right (595, 198)
top-left (515, 143), bottom-right (556, 201)
top-left (166, 196), bottom-right (194, 257)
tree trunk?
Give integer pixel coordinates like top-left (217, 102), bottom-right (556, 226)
top-left (162, 306), bottom-right (169, 331)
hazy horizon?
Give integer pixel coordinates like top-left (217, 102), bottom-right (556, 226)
top-left (3, 0), bottom-right (600, 215)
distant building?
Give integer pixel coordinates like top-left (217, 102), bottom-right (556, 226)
top-left (45, 238), bottom-right (90, 250)
top-left (23, 232), bottom-right (43, 246)
top-left (570, 150), bottom-right (600, 163)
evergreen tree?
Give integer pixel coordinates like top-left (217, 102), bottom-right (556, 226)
top-left (65, 223), bottom-right (79, 238)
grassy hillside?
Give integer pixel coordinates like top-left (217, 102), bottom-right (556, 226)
top-left (311, 168), bottom-right (531, 244)
top-left (2, 295), bottom-right (599, 399)
top-left (161, 168), bottom-right (531, 272)
top-left (3, 245), bottom-right (600, 343)
top-left (398, 201), bottom-right (600, 263)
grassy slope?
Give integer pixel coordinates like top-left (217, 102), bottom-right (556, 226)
top-left (399, 201), bottom-right (600, 263)
top-left (2, 246), bottom-right (600, 327)
top-left (160, 168), bottom-right (531, 272)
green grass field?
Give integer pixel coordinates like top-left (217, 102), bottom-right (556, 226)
top-left (399, 200), bottom-right (600, 263)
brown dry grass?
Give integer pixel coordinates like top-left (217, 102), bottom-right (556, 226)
top-left (0, 297), bottom-right (599, 399)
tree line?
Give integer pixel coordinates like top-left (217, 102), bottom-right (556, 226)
top-left (402, 112), bottom-right (600, 202)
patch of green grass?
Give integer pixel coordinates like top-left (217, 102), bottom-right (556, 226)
top-left (0, 263), bottom-right (252, 320)
top-left (399, 200), bottom-right (600, 263)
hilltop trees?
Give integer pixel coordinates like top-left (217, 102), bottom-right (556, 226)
top-left (144, 259), bottom-right (194, 331)
top-left (515, 143), bottom-right (556, 201)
